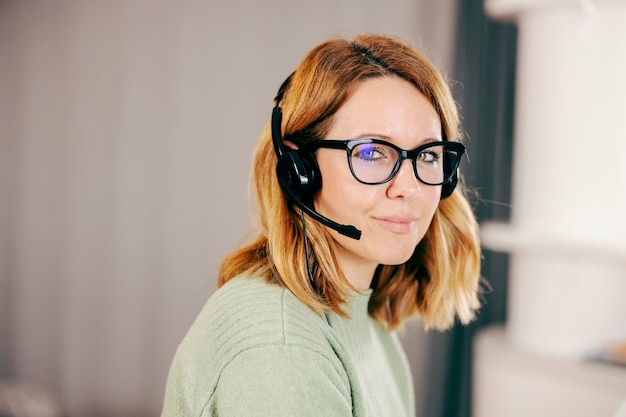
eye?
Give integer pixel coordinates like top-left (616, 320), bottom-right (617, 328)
top-left (352, 144), bottom-right (387, 161)
top-left (417, 149), bottom-right (441, 164)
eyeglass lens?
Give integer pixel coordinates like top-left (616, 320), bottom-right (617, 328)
top-left (349, 142), bottom-right (457, 185)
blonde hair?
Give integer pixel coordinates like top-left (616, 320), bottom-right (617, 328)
top-left (219, 34), bottom-right (481, 330)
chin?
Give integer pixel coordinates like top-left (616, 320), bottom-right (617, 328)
top-left (374, 247), bottom-right (416, 266)
top-left (370, 236), bottom-right (420, 265)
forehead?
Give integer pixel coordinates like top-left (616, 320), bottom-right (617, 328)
top-left (328, 76), bottom-right (442, 143)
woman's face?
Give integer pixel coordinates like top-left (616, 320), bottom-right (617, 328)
top-left (314, 76), bottom-right (442, 287)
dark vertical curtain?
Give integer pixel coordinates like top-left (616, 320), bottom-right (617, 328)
top-left (422, 1), bottom-right (517, 417)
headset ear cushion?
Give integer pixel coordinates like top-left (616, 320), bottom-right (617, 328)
top-left (441, 173), bottom-right (457, 199)
top-left (297, 149), bottom-right (321, 195)
top-left (440, 151), bottom-right (458, 199)
top-left (276, 149), bottom-right (321, 202)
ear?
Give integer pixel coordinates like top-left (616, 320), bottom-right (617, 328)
top-left (284, 140), bottom-right (299, 151)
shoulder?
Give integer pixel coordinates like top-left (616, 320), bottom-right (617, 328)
top-left (201, 275), bottom-right (333, 354)
top-left (162, 274), bottom-right (346, 416)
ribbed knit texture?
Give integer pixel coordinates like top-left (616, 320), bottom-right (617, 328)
top-left (161, 275), bottom-right (415, 417)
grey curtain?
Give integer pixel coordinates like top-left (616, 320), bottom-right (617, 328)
top-left (422, 1), bottom-right (517, 417)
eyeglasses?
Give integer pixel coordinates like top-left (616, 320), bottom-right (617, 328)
top-left (305, 138), bottom-right (465, 186)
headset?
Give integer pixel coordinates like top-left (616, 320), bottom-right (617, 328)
top-left (271, 74), bottom-right (361, 240)
top-left (270, 74), bottom-right (460, 241)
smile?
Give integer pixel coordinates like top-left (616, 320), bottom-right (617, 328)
top-left (372, 217), bottom-right (417, 234)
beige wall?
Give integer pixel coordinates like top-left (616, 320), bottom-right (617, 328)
top-left (0, 1), bottom-right (457, 415)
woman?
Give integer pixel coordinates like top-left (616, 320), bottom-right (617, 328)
top-left (162, 34), bottom-right (481, 417)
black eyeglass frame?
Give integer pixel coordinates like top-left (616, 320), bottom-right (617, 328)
top-left (304, 138), bottom-right (466, 186)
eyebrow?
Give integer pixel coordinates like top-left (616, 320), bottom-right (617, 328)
top-left (348, 133), bottom-right (442, 147)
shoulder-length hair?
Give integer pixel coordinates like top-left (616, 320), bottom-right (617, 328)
top-left (219, 34), bottom-right (481, 330)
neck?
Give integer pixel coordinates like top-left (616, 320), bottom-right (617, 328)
top-left (336, 251), bottom-right (377, 291)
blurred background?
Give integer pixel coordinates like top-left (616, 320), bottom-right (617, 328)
top-left (1, 1), bottom-right (625, 416)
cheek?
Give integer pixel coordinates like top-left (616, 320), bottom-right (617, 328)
top-left (420, 190), bottom-right (441, 229)
top-left (314, 154), bottom-right (378, 220)
top-left (315, 179), bottom-right (377, 220)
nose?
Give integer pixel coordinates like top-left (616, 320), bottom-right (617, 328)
top-left (387, 159), bottom-right (420, 199)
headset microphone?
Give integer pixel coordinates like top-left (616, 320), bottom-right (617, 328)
top-left (271, 75), bottom-right (362, 240)
top-left (276, 171), bottom-right (362, 240)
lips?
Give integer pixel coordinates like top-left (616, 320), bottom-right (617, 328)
top-left (372, 216), bottom-right (417, 234)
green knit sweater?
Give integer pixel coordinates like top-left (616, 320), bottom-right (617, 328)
top-left (161, 275), bottom-right (415, 417)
